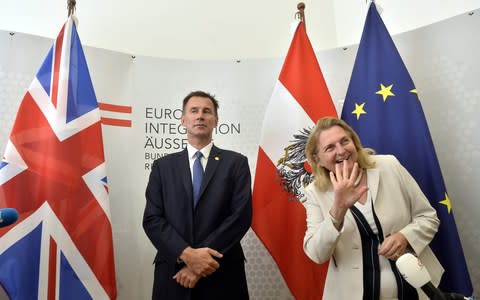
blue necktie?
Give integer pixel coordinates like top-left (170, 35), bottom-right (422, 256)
top-left (192, 151), bottom-right (204, 207)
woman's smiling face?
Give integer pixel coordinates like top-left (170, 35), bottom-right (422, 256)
top-left (315, 125), bottom-right (358, 174)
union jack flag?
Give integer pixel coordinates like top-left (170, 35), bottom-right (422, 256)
top-left (0, 17), bottom-right (117, 299)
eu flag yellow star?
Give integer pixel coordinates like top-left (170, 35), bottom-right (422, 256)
top-left (351, 102), bottom-right (366, 120)
top-left (440, 193), bottom-right (452, 213)
top-left (376, 83), bottom-right (395, 102)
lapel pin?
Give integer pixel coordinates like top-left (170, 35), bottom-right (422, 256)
top-left (214, 156), bottom-right (220, 161)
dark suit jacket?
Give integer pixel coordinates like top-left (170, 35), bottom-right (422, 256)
top-left (143, 145), bottom-right (252, 300)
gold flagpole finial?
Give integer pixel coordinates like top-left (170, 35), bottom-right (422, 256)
top-left (67, 0), bottom-right (76, 17)
top-left (295, 2), bottom-right (306, 24)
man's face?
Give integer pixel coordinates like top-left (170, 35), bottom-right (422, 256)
top-left (315, 125), bottom-right (358, 174)
top-left (181, 96), bottom-right (218, 140)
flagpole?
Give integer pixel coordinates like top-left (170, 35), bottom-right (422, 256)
top-left (67, 0), bottom-right (79, 28)
top-left (295, 2), bottom-right (306, 25)
top-left (68, 0), bottom-right (76, 17)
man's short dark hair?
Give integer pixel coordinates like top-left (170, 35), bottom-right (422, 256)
top-left (182, 91), bottom-right (219, 116)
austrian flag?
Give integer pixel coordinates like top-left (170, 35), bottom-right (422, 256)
top-left (252, 21), bottom-right (337, 299)
top-left (0, 18), bottom-right (117, 299)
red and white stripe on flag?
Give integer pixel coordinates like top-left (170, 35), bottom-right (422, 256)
top-left (252, 21), bottom-right (337, 299)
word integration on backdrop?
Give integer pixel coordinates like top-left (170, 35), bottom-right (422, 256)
top-left (144, 107), bottom-right (241, 170)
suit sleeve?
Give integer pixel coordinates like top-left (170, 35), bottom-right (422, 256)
top-left (393, 157), bottom-right (440, 255)
top-left (143, 159), bottom-right (189, 261)
top-left (198, 155), bottom-right (252, 254)
top-left (302, 187), bottom-right (343, 264)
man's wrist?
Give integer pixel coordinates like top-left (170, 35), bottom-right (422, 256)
top-left (179, 246), bottom-right (193, 263)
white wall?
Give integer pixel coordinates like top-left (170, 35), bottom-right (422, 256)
top-left (0, 0), bottom-right (479, 59)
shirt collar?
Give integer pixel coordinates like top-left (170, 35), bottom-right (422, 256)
top-left (187, 142), bottom-right (213, 160)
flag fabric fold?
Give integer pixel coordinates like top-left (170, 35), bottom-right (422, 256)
top-left (341, 3), bottom-right (472, 295)
top-left (252, 21), bottom-right (337, 299)
top-left (0, 17), bottom-right (117, 299)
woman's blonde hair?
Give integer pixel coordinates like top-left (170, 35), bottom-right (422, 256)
top-left (305, 117), bottom-right (375, 191)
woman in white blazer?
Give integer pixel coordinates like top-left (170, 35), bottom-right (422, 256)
top-left (302, 117), bottom-right (443, 300)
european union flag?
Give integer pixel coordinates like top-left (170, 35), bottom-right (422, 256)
top-left (341, 3), bottom-right (473, 295)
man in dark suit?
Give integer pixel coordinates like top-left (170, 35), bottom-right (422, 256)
top-left (143, 90), bottom-right (252, 300)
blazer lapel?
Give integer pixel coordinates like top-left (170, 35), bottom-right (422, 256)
top-left (178, 149), bottom-right (194, 203)
top-left (366, 167), bottom-right (380, 204)
top-left (199, 145), bottom-right (221, 199)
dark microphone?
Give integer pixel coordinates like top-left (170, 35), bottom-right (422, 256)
top-left (0, 208), bottom-right (19, 227)
top-left (396, 253), bottom-right (467, 300)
